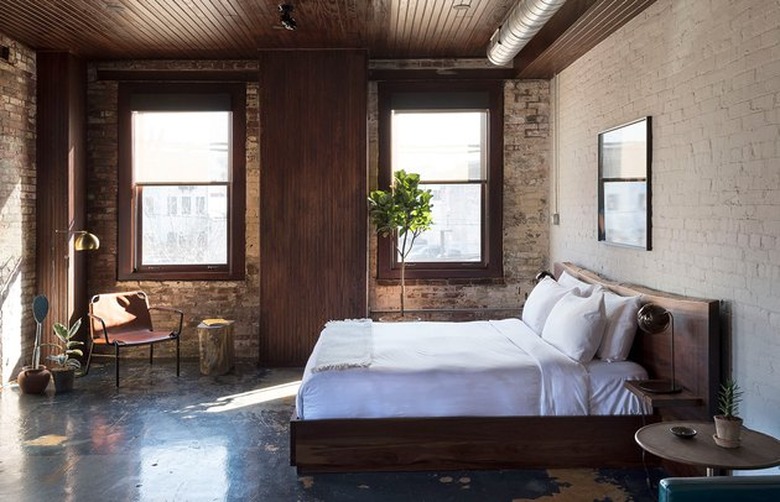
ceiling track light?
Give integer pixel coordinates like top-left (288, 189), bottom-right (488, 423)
top-left (279, 3), bottom-right (297, 31)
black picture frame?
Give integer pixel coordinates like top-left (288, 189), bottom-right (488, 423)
top-left (598, 116), bottom-right (652, 250)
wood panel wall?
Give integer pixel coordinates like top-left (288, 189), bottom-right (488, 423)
top-left (259, 50), bottom-right (368, 366)
top-left (35, 52), bottom-right (89, 352)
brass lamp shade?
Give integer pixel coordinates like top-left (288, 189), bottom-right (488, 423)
top-left (73, 231), bottom-right (100, 251)
top-left (636, 303), bottom-right (681, 394)
top-left (637, 303), bottom-right (671, 334)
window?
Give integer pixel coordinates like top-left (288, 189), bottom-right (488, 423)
top-left (118, 83), bottom-right (246, 280)
top-left (377, 81), bottom-right (504, 280)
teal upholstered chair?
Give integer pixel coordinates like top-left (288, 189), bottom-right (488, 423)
top-left (659, 475), bottom-right (780, 502)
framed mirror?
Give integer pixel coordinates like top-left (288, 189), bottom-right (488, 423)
top-left (598, 116), bottom-right (652, 250)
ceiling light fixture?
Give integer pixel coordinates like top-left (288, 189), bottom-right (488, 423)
top-left (452, 0), bottom-right (472, 9)
top-left (486, 0), bottom-right (567, 66)
top-left (279, 3), bottom-right (297, 31)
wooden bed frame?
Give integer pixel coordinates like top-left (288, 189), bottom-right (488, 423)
top-left (290, 262), bottom-right (721, 473)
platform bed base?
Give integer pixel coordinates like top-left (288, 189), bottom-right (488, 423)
top-left (290, 414), bottom-right (658, 473)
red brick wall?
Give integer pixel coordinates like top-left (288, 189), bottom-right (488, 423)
top-left (0, 34), bottom-right (37, 383)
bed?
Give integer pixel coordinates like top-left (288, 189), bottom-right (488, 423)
top-left (296, 319), bottom-right (649, 419)
top-left (290, 262), bottom-right (721, 473)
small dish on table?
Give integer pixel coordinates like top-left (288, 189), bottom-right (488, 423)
top-left (670, 425), bottom-right (698, 439)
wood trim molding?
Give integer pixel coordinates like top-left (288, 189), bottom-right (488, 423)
top-left (97, 69), bottom-right (258, 82)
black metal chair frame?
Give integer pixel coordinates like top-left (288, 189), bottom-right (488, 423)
top-left (83, 292), bottom-right (184, 387)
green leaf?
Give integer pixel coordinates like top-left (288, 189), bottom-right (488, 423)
top-left (48, 318), bottom-right (84, 369)
top-left (368, 170), bottom-right (434, 257)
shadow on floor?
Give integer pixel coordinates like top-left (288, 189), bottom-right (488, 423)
top-left (0, 360), bottom-right (664, 501)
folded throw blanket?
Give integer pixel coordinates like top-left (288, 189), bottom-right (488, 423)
top-left (311, 318), bottom-right (373, 372)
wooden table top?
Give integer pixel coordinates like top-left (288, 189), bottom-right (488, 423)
top-left (635, 421), bottom-right (780, 471)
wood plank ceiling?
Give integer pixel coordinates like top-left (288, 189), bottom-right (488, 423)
top-left (0, 0), bottom-right (656, 78)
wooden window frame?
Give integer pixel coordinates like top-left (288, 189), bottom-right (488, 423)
top-left (377, 80), bottom-right (504, 281)
top-left (118, 82), bottom-right (246, 281)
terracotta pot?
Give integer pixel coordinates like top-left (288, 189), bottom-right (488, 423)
top-left (713, 415), bottom-right (743, 448)
top-left (51, 368), bottom-right (76, 394)
top-left (17, 365), bottom-right (51, 395)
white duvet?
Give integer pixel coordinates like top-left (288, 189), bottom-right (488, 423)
top-left (296, 318), bottom-right (648, 420)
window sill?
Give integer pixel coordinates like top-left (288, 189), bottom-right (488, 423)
top-left (375, 276), bottom-right (506, 287)
top-left (118, 270), bottom-right (245, 281)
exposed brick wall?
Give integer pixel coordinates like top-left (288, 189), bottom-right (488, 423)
top-left (551, 0), bottom-right (780, 439)
top-left (368, 77), bottom-right (551, 317)
top-left (86, 60), bottom-right (260, 360)
top-left (0, 34), bottom-right (36, 383)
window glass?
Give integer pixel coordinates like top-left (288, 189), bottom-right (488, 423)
top-left (133, 111), bottom-right (229, 183)
top-left (391, 111), bottom-right (485, 182)
top-left (392, 111), bottom-right (486, 264)
top-left (141, 186), bottom-right (227, 265)
top-left (405, 184), bottom-right (482, 263)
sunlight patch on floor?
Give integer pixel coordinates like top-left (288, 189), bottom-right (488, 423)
top-left (202, 380), bottom-right (301, 413)
top-left (23, 434), bottom-right (68, 447)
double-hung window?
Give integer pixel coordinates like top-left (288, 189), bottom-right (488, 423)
top-left (377, 81), bottom-right (504, 280)
top-left (118, 83), bottom-right (245, 280)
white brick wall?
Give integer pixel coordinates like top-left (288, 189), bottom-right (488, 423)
top-left (552, 0), bottom-right (780, 446)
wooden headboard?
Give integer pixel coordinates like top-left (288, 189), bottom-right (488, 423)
top-left (554, 262), bottom-right (722, 419)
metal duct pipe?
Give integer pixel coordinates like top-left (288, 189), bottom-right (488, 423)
top-left (487, 0), bottom-right (568, 66)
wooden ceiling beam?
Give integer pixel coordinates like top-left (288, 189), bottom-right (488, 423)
top-left (96, 69), bottom-right (258, 82)
top-left (514, 0), bottom-right (659, 79)
top-left (368, 68), bottom-right (516, 81)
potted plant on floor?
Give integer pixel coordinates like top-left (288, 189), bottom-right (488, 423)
top-left (45, 318), bottom-right (84, 394)
top-left (16, 295), bottom-right (51, 394)
top-left (17, 295), bottom-right (52, 394)
top-left (714, 378), bottom-right (743, 448)
top-left (368, 170), bottom-right (434, 318)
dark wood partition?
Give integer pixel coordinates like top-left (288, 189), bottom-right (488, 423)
top-left (35, 52), bottom-right (88, 352)
top-left (259, 50), bottom-right (368, 366)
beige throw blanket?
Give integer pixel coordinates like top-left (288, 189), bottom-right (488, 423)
top-left (310, 318), bottom-right (373, 372)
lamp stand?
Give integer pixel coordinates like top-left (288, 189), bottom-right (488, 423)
top-left (638, 312), bottom-right (681, 394)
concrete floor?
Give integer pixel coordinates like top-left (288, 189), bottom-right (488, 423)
top-left (0, 359), bottom-right (663, 501)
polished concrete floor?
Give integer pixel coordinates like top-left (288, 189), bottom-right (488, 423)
top-left (1, 359), bottom-right (663, 501)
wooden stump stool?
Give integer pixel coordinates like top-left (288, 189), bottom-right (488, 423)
top-left (197, 319), bottom-right (235, 376)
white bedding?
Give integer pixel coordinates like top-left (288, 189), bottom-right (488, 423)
top-left (295, 318), bottom-right (649, 420)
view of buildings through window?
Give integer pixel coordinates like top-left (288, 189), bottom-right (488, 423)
top-left (391, 110), bottom-right (485, 263)
top-left (133, 111), bottom-right (230, 266)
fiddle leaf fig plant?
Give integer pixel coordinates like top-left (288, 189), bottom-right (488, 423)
top-left (46, 318), bottom-right (85, 370)
top-left (369, 170), bottom-right (434, 316)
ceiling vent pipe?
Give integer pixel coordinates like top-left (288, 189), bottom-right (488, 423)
top-left (487, 0), bottom-right (568, 66)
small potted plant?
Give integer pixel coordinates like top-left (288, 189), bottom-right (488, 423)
top-left (713, 378), bottom-right (743, 448)
top-left (45, 318), bottom-right (84, 394)
top-left (17, 295), bottom-right (52, 394)
top-left (368, 170), bottom-right (433, 318)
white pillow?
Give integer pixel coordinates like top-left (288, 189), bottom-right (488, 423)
top-left (597, 291), bottom-right (642, 362)
top-left (542, 291), bottom-right (607, 363)
top-left (522, 277), bottom-right (576, 335)
top-left (557, 270), bottom-right (597, 296)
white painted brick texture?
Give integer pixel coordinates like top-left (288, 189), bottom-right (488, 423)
top-left (551, 0), bottom-right (780, 443)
